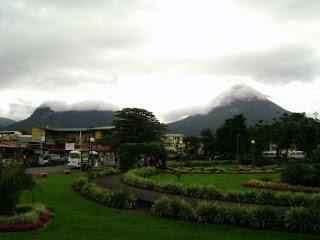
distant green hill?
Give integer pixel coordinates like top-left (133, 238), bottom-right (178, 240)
top-left (4, 107), bottom-right (114, 133)
top-left (0, 117), bottom-right (16, 130)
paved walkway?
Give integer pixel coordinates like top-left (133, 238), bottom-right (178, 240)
top-left (26, 165), bottom-right (75, 175)
top-left (95, 174), bottom-right (289, 215)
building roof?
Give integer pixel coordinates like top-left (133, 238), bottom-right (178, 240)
top-left (44, 126), bottom-right (115, 132)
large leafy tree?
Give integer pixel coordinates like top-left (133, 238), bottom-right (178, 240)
top-left (112, 108), bottom-right (167, 147)
top-left (184, 136), bottom-right (201, 158)
top-left (248, 120), bottom-right (276, 153)
top-left (200, 128), bottom-right (216, 156)
top-left (216, 114), bottom-right (249, 155)
top-left (274, 113), bottom-right (320, 155)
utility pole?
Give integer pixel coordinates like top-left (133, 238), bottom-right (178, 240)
top-left (236, 134), bottom-right (240, 161)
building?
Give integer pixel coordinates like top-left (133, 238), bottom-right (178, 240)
top-left (0, 131), bottom-right (22, 142)
top-left (162, 133), bottom-right (186, 155)
top-left (31, 126), bottom-right (115, 154)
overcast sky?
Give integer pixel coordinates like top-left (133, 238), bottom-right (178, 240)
top-left (1, 0), bottom-right (320, 121)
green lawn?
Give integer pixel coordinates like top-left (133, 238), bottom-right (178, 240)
top-left (152, 173), bottom-right (279, 191)
top-left (0, 173), bottom-right (318, 240)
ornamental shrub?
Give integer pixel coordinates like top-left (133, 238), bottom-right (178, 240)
top-left (0, 163), bottom-right (35, 215)
top-left (193, 201), bottom-right (220, 223)
top-left (162, 198), bottom-right (281, 230)
top-left (285, 207), bottom-right (320, 234)
top-left (109, 189), bottom-right (136, 210)
top-left (74, 179), bottom-right (136, 210)
top-left (249, 207), bottom-right (280, 230)
top-left (91, 167), bottom-right (118, 179)
top-left (281, 163), bottom-right (320, 187)
top-left (151, 197), bottom-right (193, 220)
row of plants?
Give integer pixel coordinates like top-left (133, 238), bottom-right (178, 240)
top-left (166, 166), bottom-right (281, 174)
top-left (167, 160), bottom-right (237, 168)
top-left (0, 203), bottom-right (55, 232)
top-left (73, 177), bottom-right (136, 210)
top-left (151, 196), bottom-right (320, 234)
top-left (123, 167), bottom-right (320, 207)
top-left (90, 167), bottom-right (119, 179)
top-left (243, 180), bottom-right (320, 193)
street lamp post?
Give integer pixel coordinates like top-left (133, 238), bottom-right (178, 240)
top-left (88, 137), bottom-right (95, 178)
top-left (236, 134), bottom-right (240, 161)
top-left (251, 139), bottom-right (256, 166)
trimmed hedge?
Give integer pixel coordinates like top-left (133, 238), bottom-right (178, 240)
top-left (243, 180), bottom-right (320, 193)
top-left (90, 167), bottom-right (119, 179)
top-left (73, 178), bottom-right (136, 210)
top-left (167, 160), bottom-right (237, 168)
top-left (123, 167), bottom-right (320, 208)
top-left (152, 197), bottom-right (280, 230)
top-left (152, 196), bottom-right (320, 234)
top-left (0, 203), bottom-right (54, 232)
top-left (281, 163), bottom-right (320, 187)
top-left (285, 207), bottom-right (320, 234)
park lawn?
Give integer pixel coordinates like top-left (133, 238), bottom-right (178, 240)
top-left (152, 173), bottom-right (280, 191)
top-left (0, 173), bottom-right (317, 240)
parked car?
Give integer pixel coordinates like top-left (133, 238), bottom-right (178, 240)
top-left (262, 150), bottom-right (277, 158)
top-left (38, 156), bottom-right (49, 166)
top-left (288, 150), bottom-right (305, 160)
top-left (41, 154), bottom-right (65, 166)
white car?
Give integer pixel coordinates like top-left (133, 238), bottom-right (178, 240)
top-left (38, 156), bottom-right (49, 166)
top-left (287, 151), bottom-right (305, 159)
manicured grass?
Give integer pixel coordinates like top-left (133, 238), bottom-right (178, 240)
top-left (152, 173), bottom-right (279, 191)
top-left (0, 173), bottom-right (317, 240)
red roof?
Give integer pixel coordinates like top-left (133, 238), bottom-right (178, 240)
top-left (0, 143), bottom-right (27, 149)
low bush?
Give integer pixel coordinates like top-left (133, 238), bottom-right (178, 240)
top-left (151, 197), bottom-right (193, 220)
top-left (0, 163), bottom-right (35, 215)
top-left (285, 207), bottom-right (320, 234)
top-left (152, 197), bottom-right (281, 231)
top-left (108, 190), bottom-right (136, 210)
top-left (281, 163), bottom-right (320, 187)
top-left (73, 178), bottom-right (136, 210)
top-left (250, 207), bottom-right (281, 230)
top-left (91, 167), bottom-right (119, 179)
top-left (167, 160), bottom-right (237, 168)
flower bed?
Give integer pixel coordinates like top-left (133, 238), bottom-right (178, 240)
top-left (123, 167), bottom-right (320, 208)
top-left (0, 203), bottom-right (55, 232)
top-left (151, 196), bottom-right (320, 234)
top-left (243, 180), bottom-right (320, 193)
top-left (165, 166), bottom-right (280, 174)
top-left (167, 160), bottom-right (238, 168)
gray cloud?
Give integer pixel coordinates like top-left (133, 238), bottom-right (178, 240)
top-left (7, 99), bottom-right (36, 120)
top-left (238, 0), bottom-right (320, 21)
top-left (0, 0), bottom-right (151, 89)
top-left (161, 45), bottom-right (319, 84)
top-left (40, 100), bottom-right (119, 112)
